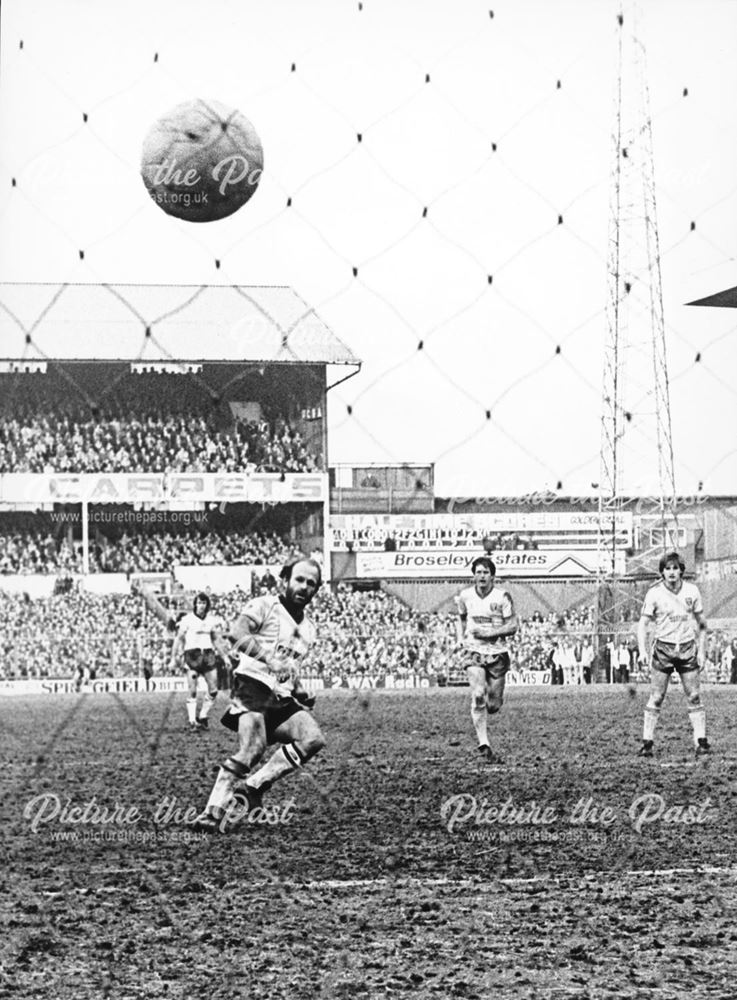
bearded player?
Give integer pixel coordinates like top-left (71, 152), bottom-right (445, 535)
top-left (455, 557), bottom-right (518, 764)
top-left (194, 558), bottom-right (324, 832)
top-left (637, 551), bottom-right (710, 758)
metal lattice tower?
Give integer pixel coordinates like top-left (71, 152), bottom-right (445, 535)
top-left (597, 3), bottom-right (679, 644)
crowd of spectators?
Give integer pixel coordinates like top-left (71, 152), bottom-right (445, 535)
top-left (0, 530), bottom-right (81, 575)
top-left (0, 404), bottom-right (319, 475)
top-left (3, 582), bottom-right (735, 686)
top-left (89, 529), bottom-right (303, 574)
top-left (0, 371), bottom-right (321, 475)
top-left (513, 607), bottom-right (595, 666)
top-left (0, 585), bottom-right (448, 683)
top-left (701, 631), bottom-right (737, 684)
top-left (0, 522), bottom-right (302, 575)
top-left (306, 586), bottom-right (454, 685)
top-left (0, 590), bottom-right (148, 681)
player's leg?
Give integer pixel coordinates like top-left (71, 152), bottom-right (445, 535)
top-left (244, 708), bottom-right (326, 805)
top-left (197, 666), bottom-right (219, 729)
top-left (466, 663), bottom-right (491, 756)
top-left (679, 666), bottom-right (709, 753)
top-left (196, 711), bottom-right (268, 828)
top-left (484, 657), bottom-right (509, 763)
top-left (640, 657), bottom-right (670, 755)
top-left (485, 674), bottom-right (506, 715)
top-left (195, 674), bottom-right (280, 829)
top-left (215, 655), bottom-right (228, 691)
top-left (186, 670), bottom-right (199, 729)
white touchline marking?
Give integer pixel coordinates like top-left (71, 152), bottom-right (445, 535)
top-left (39, 867), bottom-right (737, 892)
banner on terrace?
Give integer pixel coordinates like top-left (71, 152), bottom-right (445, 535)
top-left (0, 673), bottom-right (434, 696)
top-left (0, 473), bottom-right (327, 505)
top-left (1, 670), bottom-right (558, 696)
top-left (355, 549), bottom-right (626, 578)
top-left (330, 511), bottom-right (633, 550)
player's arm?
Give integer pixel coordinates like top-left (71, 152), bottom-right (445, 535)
top-left (455, 595), bottom-right (467, 646)
top-left (291, 675), bottom-right (316, 710)
top-left (132, 580), bottom-right (176, 630)
top-left (475, 594), bottom-right (519, 639)
top-left (456, 613), bottom-right (467, 645)
top-left (490, 611), bottom-right (519, 639)
top-left (474, 618), bottom-right (519, 640)
top-left (637, 587), bottom-right (658, 667)
top-left (228, 612), bottom-right (272, 665)
top-left (637, 614), bottom-right (652, 667)
top-left (693, 610), bottom-right (707, 668)
top-left (169, 621), bottom-right (185, 670)
top-left (211, 622), bottom-right (230, 659)
top-left (169, 629), bottom-right (184, 671)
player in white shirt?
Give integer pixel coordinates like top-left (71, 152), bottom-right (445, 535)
top-left (637, 551), bottom-right (710, 758)
top-left (133, 583), bottom-right (225, 732)
top-left (194, 558), bottom-right (324, 832)
top-left (455, 557), bottom-right (518, 764)
top-left (170, 592), bottom-right (225, 731)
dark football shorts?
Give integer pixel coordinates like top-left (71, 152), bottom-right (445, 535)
top-left (651, 639), bottom-right (699, 675)
top-left (221, 673), bottom-right (302, 744)
top-left (184, 648), bottom-right (217, 674)
top-left (462, 650), bottom-right (511, 680)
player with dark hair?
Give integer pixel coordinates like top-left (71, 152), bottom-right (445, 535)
top-left (194, 558), bottom-right (324, 832)
top-left (170, 591), bottom-right (224, 731)
top-left (133, 582), bottom-right (224, 731)
top-left (637, 551), bottom-right (710, 757)
top-left (455, 556), bottom-right (518, 763)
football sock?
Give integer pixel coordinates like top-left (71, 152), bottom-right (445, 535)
top-left (205, 757), bottom-right (249, 814)
top-left (199, 692), bottom-right (215, 720)
top-left (643, 707), bottom-right (659, 742)
top-left (689, 708), bottom-right (706, 745)
top-left (247, 744), bottom-right (303, 791)
top-left (186, 698), bottom-right (197, 724)
top-left (471, 702), bottom-right (489, 748)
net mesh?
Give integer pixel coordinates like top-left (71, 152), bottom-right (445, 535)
top-left (0, 2), bottom-right (737, 688)
top-left (1, 0), bottom-right (737, 968)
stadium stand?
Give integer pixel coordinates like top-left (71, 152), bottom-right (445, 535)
top-left (0, 527), bottom-right (82, 575)
top-left (0, 589), bottom-right (151, 681)
top-left (0, 516), bottom-right (303, 574)
top-left (88, 529), bottom-right (302, 574)
top-left (0, 371), bottom-right (321, 474)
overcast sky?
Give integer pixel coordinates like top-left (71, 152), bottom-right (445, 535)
top-left (0, 0), bottom-right (735, 497)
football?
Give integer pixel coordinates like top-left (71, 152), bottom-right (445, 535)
top-left (141, 98), bottom-right (263, 222)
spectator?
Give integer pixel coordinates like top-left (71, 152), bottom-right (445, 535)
top-left (729, 640), bottom-right (737, 685)
top-left (581, 640), bottom-right (594, 684)
top-left (617, 640), bottom-right (631, 684)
